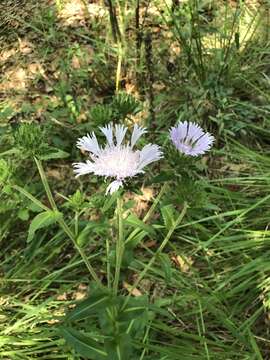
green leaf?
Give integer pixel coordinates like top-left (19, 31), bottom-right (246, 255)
top-left (59, 327), bottom-right (107, 360)
top-left (126, 230), bottom-right (148, 249)
top-left (111, 92), bottom-right (141, 118)
top-left (118, 296), bottom-right (148, 323)
top-left (102, 191), bottom-right (118, 212)
top-left (76, 224), bottom-right (94, 247)
top-left (89, 104), bottom-right (114, 125)
top-left (248, 329), bottom-right (263, 360)
top-left (149, 170), bottom-right (175, 184)
top-left (18, 208), bottom-right (29, 221)
top-left (0, 105), bottom-right (15, 121)
top-left (28, 202), bottom-right (43, 213)
top-left (160, 204), bottom-right (175, 231)
top-left (77, 221), bottom-right (108, 246)
top-left (27, 210), bottom-right (62, 242)
top-left (104, 333), bottom-right (132, 360)
top-left (0, 159), bottom-right (10, 184)
top-left (158, 253), bottom-right (172, 283)
top-left (66, 289), bottom-right (115, 322)
top-left (115, 297), bottom-right (149, 338)
top-left (125, 214), bottom-right (155, 236)
top-left (40, 148), bottom-right (69, 160)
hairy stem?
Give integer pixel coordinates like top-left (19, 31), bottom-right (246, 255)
top-left (34, 157), bottom-right (101, 286)
top-left (113, 197), bottom-right (124, 295)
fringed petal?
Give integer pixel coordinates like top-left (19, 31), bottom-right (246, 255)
top-left (105, 180), bottom-right (123, 195)
top-left (131, 124), bottom-right (147, 148)
top-left (76, 133), bottom-right (101, 155)
top-left (100, 123), bottom-right (114, 147)
top-left (73, 161), bottom-right (94, 177)
top-left (115, 124), bottom-right (128, 146)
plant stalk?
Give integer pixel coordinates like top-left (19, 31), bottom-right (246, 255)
top-left (34, 157), bottom-right (101, 286)
top-left (122, 201), bottom-right (188, 309)
top-left (113, 196), bottom-right (124, 295)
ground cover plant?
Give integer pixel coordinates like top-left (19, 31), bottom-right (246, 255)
top-left (1, 0), bottom-right (270, 359)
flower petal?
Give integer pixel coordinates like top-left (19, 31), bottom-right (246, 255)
top-left (73, 161), bottom-right (94, 177)
top-left (100, 123), bottom-right (114, 147)
top-left (131, 124), bottom-right (147, 148)
top-left (105, 179), bottom-right (123, 195)
top-left (170, 121), bottom-right (214, 156)
top-left (115, 124), bottom-right (128, 146)
top-left (190, 133), bottom-right (214, 155)
top-left (74, 123), bottom-right (162, 193)
top-left (138, 144), bottom-right (163, 171)
top-left (76, 133), bottom-right (101, 155)
top-left (187, 122), bottom-right (204, 142)
top-left (178, 121), bottom-right (189, 140)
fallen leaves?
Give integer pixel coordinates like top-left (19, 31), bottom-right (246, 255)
top-left (123, 281), bottom-right (142, 297)
top-left (57, 0), bottom-right (106, 26)
top-left (171, 254), bottom-right (194, 273)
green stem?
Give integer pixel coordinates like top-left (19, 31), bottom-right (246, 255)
top-left (34, 157), bottom-right (57, 211)
top-left (122, 202), bottom-right (188, 309)
top-left (106, 238), bottom-right (111, 289)
top-left (113, 197), bottom-right (124, 295)
top-left (12, 184), bottom-right (49, 212)
top-left (125, 183), bottom-right (168, 245)
top-left (74, 211), bottom-right (79, 237)
top-left (34, 157), bottom-right (102, 287)
top-left (58, 218), bottom-right (101, 286)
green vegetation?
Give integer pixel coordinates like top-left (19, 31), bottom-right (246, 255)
top-left (1, 0), bottom-right (270, 359)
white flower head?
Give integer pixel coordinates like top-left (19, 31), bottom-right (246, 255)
top-left (170, 121), bottom-right (214, 156)
top-left (73, 123), bottom-right (163, 194)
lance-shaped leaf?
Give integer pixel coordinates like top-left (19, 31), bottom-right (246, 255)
top-left (27, 210), bottom-right (62, 242)
top-left (66, 289), bottom-right (115, 322)
top-left (59, 327), bottom-right (107, 360)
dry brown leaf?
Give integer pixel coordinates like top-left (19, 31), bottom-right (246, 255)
top-left (57, 0), bottom-right (105, 26)
top-left (28, 63), bottom-right (45, 76)
top-left (125, 186), bottom-right (155, 217)
top-left (74, 283), bottom-right (87, 300)
top-left (47, 318), bottom-right (60, 324)
top-left (18, 38), bottom-right (34, 55)
top-left (0, 48), bottom-right (16, 62)
top-left (76, 112), bottom-right (88, 123)
top-left (153, 82), bottom-right (166, 91)
top-left (171, 254), bottom-right (194, 273)
top-left (123, 281), bottom-right (142, 297)
top-left (143, 240), bottom-right (157, 248)
top-left (0, 67), bottom-right (28, 91)
top-left (71, 55), bottom-right (81, 69)
top-left (46, 169), bottom-right (63, 180)
top-left (56, 293), bottom-right (68, 301)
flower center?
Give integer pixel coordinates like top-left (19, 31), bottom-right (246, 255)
top-left (181, 142), bottom-right (192, 150)
top-left (94, 146), bottom-right (140, 179)
top-left (179, 138), bottom-right (195, 152)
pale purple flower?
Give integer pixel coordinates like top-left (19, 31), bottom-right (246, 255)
top-left (73, 123), bottom-right (163, 194)
top-left (170, 121), bottom-right (214, 156)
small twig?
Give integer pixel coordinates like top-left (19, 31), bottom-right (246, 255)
top-left (135, 0), bottom-right (142, 85)
top-left (105, 0), bottom-right (121, 43)
top-left (144, 31), bottom-right (155, 129)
